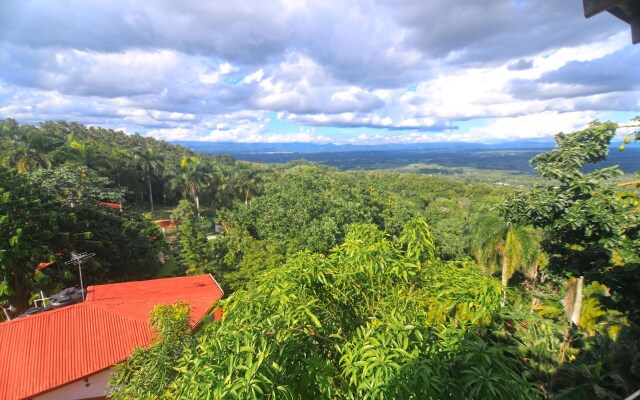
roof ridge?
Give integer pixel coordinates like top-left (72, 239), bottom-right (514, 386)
top-left (84, 302), bottom-right (157, 324)
top-left (92, 293), bottom-right (217, 304)
top-left (87, 297), bottom-right (219, 325)
top-left (0, 302), bottom-right (85, 325)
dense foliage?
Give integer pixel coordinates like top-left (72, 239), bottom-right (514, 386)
top-left (0, 165), bottom-right (161, 309)
top-left (110, 219), bottom-right (538, 399)
top-left (0, 119), bottom-right (266, 310)
top-left (2, 117), bottom-right (639, 398)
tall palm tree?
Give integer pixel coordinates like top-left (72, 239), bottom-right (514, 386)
top-left (210, 164), bottom-right (232, 211)
top-left (233, 166), bottom-right (263, 206)
top-left (168, 155), bottom-right (210, 218)
top-left (470, 213), bottom-right (542, 303)
top-left (2, 126), bottom-right (58, 172)
top-left (133, 147), bottom-right (163, 212)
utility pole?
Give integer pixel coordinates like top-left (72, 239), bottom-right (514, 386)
top-left (65, 252), bottom-right (95, 301)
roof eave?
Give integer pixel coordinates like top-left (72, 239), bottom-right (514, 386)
top-left (582, 0), bottom-right (640, 44)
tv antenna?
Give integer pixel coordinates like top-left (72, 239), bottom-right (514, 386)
top-left (65, 252), bottom-right (95, 301)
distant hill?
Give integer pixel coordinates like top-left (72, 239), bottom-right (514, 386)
top-left (171, 140), bottom-right (556, 154)
top-left (173, 140), bottom-right (640, 174)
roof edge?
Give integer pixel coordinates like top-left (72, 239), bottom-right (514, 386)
top-left (208, 273), bottom-right (225, 297)
top-left (25, 366), bottom-right (115, 400)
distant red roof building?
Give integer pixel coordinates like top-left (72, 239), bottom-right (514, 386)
top-left (0, 275), bottom-right (224, 400)
top-left (36, 261), bottom-right (55, 271)
top-left (95, 202), bottom-right (122, 211)
top-left (156, 219), bottom-right (181, 228)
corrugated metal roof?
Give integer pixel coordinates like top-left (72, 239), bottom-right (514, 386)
top-left (0, 275), bottom-right (223, 400)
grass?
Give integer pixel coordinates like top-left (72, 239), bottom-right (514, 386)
top-left (150, 205), bottom-right (175, 221)
top-left (392, 163), bottom-right (544, 188)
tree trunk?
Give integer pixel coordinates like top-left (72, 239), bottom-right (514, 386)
top-left (501, 254), bottom-right (509, 305)
top-left (195, 194), bottom-right (200, 219)
top-left (570, 276), bottom-right (584, 327)
top-left (529, 261), bottom-right (540, 312)
top-left (501, 254), bottom-right (510, 287)
top-left (147, 174), bottom-right (154, 212)
top-left (528, 261), bottom-right (539, 287)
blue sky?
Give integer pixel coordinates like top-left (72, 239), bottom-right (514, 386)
top-left (0, 1), bottom-right (638, 144)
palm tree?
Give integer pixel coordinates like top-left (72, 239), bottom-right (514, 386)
top-left (210, 164), bottom-right (233, 211)
top-left (168, 155), bottom-right (210, 218)
top-left (133, 147), bottom-right (163, 212)
top-left (233, 166), bottom-right (263, 206)
top-left (470, 213), bottom-right (542, 303)
top-left (2, 125), bottom-right (58, 172)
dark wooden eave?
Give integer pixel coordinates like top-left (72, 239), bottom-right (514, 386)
top-left (583, 0), bottom-right (640, 44)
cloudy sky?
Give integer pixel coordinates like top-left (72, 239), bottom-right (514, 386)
top-left (0, 1), bottom-right (638, 144)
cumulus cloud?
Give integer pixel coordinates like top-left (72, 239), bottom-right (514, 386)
top-left (382, 0), bottom-right (622, 66)
top-left (459, 111), bottom-right (597, 142)
top-left (509, 46), bottom-right (640, 100)
top-left (0, 0), bottom-right (637, 144)
top-left (507, 59), bottom-right (534, 71)
top-left (253, 54), bottom-right (386, 114)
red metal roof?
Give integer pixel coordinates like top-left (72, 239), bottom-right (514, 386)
top-left (0, 275), bottom-right (223, 400)
top-left (156, 219), bottom-right (181, 228)
top-left (96, 202), bottom-right (122, 209)
top-left (36, 261), bottom-right (55, 271)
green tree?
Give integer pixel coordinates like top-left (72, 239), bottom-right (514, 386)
top-left (0, 167), bottom-right (69, 308)
top-left (501, 121), bottom-right (623, 277)
top-left (233, 164), bottom-right (264, 206)
top-left (500, 121), bottom-right (640, 319)
top-left (28, 165), bottom-right (125, 207)
top-left (168, 156), bottom-right (211, 218)
top-left (109, 302), bottom-right (195, 400)
top-left (470, 213), bottom-right (541, 289)
top-left (0, 165), bottom-right (161, 312)
top-left (0, 123), bottom-right (60, 172)
top-left (133, 147), bottom-right (164, 211)
top-left (111, 220), bottom-right (538, 399)
top-left (211, 165), bottom-right (234, 211)
top-left (177, 219), bottom-right (216, 276)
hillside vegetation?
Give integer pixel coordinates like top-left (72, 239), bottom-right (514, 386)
top-left (1, 118), bottom-right (639, 398)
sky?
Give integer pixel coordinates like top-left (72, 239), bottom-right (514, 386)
top-left (0, 0), bottom-right (638, 145)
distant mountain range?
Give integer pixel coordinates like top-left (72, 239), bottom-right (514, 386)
top-left (172, 140), bottom-right (639, 174)
top-left (171, 140), bottom-right (557, 154)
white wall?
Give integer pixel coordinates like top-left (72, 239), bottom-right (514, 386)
top-left (33, 368), bottom-right (112, 400)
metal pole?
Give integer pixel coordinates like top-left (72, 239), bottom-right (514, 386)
top-left (77, 260), bottom-right (85, 301)
top-left (625, 388), bottom-right (640, 400)
top-left (65, 252), bottom-right (94, 302)
top-left (1, 307), bottom-right (10, 321)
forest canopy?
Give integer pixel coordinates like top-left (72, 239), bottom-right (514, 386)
top-left (1, 118), bottom-right (639, 399)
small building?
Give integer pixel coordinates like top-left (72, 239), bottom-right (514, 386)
top-left (94, 202), bottom-right (122, 212)
top-left (155, 219), bottom-right (181, 237)
top-left (0, 275), bottom-right (224, 400)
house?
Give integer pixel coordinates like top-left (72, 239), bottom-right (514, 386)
top-left (155, 219), bottom-right (181, 237)
top-left (95, 202), bottom-right (122, 211)
top-left (0, 275), bottom-right (224, 400)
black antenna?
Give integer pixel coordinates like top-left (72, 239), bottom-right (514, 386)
top-left (65, 252), bottom-right (95, 301)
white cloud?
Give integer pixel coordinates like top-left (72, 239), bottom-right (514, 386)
top-left (199, 62), bottom-right (236, 84)
top-left (242, 69), bottom-right (264, 84)
top-left (461, 111), bottom-right (597, 142)
top-left (0, 1), bottom-right (637, 144)
top-left (147, 128), bottom-right (194, 141)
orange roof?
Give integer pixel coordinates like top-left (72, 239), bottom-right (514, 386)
top-left (36, 261), bottom-right (55, 271)
top-left (0, 275), bottom-right (224, 400)
top-left (157, 219), bottom-right (181, 228)
top-left (96, 202), bottom-right (122, 209)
